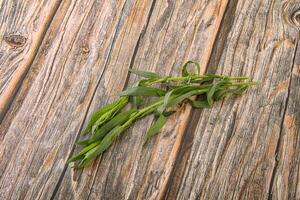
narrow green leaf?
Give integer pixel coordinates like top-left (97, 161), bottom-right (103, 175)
top-left (78, 126), bottom-right (124, 168)
top-left (207, 84), bottom-right (216, 106)
top-left (137, 106), bottom-right (158, 119)
top-left (90, 112), bottom-right (114, 135)
top-left (163, 110), bottom-right (176, 117)
top-left (138, 79), bottom-right (156, 86)
top-left (168, 90), bottom-right (205, 106)
top-left (90, 96), bottom-right (129, 134)
top-left (119, 86), bottom-right (166, 97)
top-left (82, 103), bottom-right (117, 135)
top-left (213, 85), bottom-right (249, 101)
top-left (130, 81), bottom-right (143, 108)
top-left (78, 109), bottom-right (136, 145)
top-left (87, 109), bottom-right (137, 145)
top-left (191, 77), bottom-right (214, 84)
top-left (191, 99), bottom-right (211, 108)
top-left (157, 85), bottom-right (204, 113)
top-left (213, 90), bottom-right (227, 101)
top-left (158, 88), bottom-right (208, 113)
top-left (77, 139), bottom-right (90, 146)
top-left (83, 96), bottom-right (129, 135)
top-left (130, 96), bottom-right (142, 109)
top-left (181, 61), bottom-right (200, 77)
top-left (68, 141), bottom-right (101, 162)
top-left (232, 85), bottom-right (248, 95)
top-left (157, 89), bottom-right (173, 113)
top-left (144, 114), bottom-right (167, 143)
top-left (129, 68), bottom-right (161, 79)
top-left (207, 80), bottom-right (232, 106)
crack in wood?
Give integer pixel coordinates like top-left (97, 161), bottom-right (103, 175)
top-left (267, 41), bottom-right (299, 200)
top-left (49, 1), bottom-right (134, 199)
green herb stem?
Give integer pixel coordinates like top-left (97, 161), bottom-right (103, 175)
top-left (145, 75), bottom-right (249, 85)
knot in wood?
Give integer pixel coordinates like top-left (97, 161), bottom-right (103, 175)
top-left (4, 34), bottom-right (27, 48)
top-left (282, 1), bottom-right (300, 31)
top-left (81, 46), bottom-right (90, 54)
top-left (292, 10), bottom-right (300, 27)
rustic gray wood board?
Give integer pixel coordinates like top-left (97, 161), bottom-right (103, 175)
top-left (173, 0), bottom-right (300, 199)
top-left (0, 0), bottom-right (148, 199)
top-left (0, 0), bottom-right (61, 121)
top-left (2, 2), bottom-right (226, 197)
top-left (0, 0), bottom-right (299, 199)
top-left (54, 0), bottom-right (230, 199)
top-left (270, 43), bottom-right (300, 199)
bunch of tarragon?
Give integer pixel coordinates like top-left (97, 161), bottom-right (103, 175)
top-left (68, 61), bottom-right (257, 168)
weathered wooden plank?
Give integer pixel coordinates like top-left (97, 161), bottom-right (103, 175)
top-left (4, 0), bottom-right (298, 199)
top-left (0, 0), bottom-right (61, 121)
top-left (0, 0), bottom-right (154, 199)
top-left (270, 42), bottom-right (300, 199)
top-left (54, 0), bottom-right (230, 199)
top-left (173, 0), bottom-right (300, 199)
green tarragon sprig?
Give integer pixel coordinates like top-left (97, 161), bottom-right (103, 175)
top-left (68, 61), bottom-right (257, 168)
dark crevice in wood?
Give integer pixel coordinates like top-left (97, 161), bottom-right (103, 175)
top-left (0, 0), bottom-right (63, 123)
top-left (122, 31), bottom-right (142, 90)
top-left (206, 0), bottom-right (239, 75)
top-left (163, 0), bottom-right (240, 198)
top-left (163, 108), bottom-right (202, 200)
top-left (49, 1), bottom-right (130, 199)
top-left (105, 2), bottom-right (157, 198)
top-left (267, 41), bottom-right (299, 200)
top-left (37, 2), bottom-right (92, 199)
top-left (123, 0), bottom-right (156, 90)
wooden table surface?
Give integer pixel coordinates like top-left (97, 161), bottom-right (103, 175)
top-left (0, 0), bottom-right (300, 199)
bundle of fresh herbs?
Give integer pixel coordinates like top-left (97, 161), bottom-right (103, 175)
top-left (69, 61), bottom-right (257, 168)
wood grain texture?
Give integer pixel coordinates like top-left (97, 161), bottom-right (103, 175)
top-left (270, 42), bottom-right (300, 199)
top-left (0, 0), bottom-right (150, 199)
top-left (174, 0), bottom-right (300, 199)
top-left (1, 0), bottom-right (300, 199)
top-left (0, 0), bottom-right (61, 121)
top-left (54, 0), bottom-right (230, 199)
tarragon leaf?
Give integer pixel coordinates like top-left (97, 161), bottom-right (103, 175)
top-left (232, 85), bottom-right (248, 95)
top-left (79, 109), bottom-right (137, 145)
top-left (191, 99), bottom-right (211, 108)
top-left (157, 85), bottom-right (204, 113)
top-left (82, 96), bottom-right (128, 135)
top-left (144, 114), bottom-right (167, 143)
top-left (78, 126), bottom-right (124, 168)
top-left (68, 141), bottom-right (101, 162)
top-left (158, 88), bottom-right (208, 113)
top-left (207, 80), bottom-right (232, 106)
top-left (119, 86), bottom-right (166, 97)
